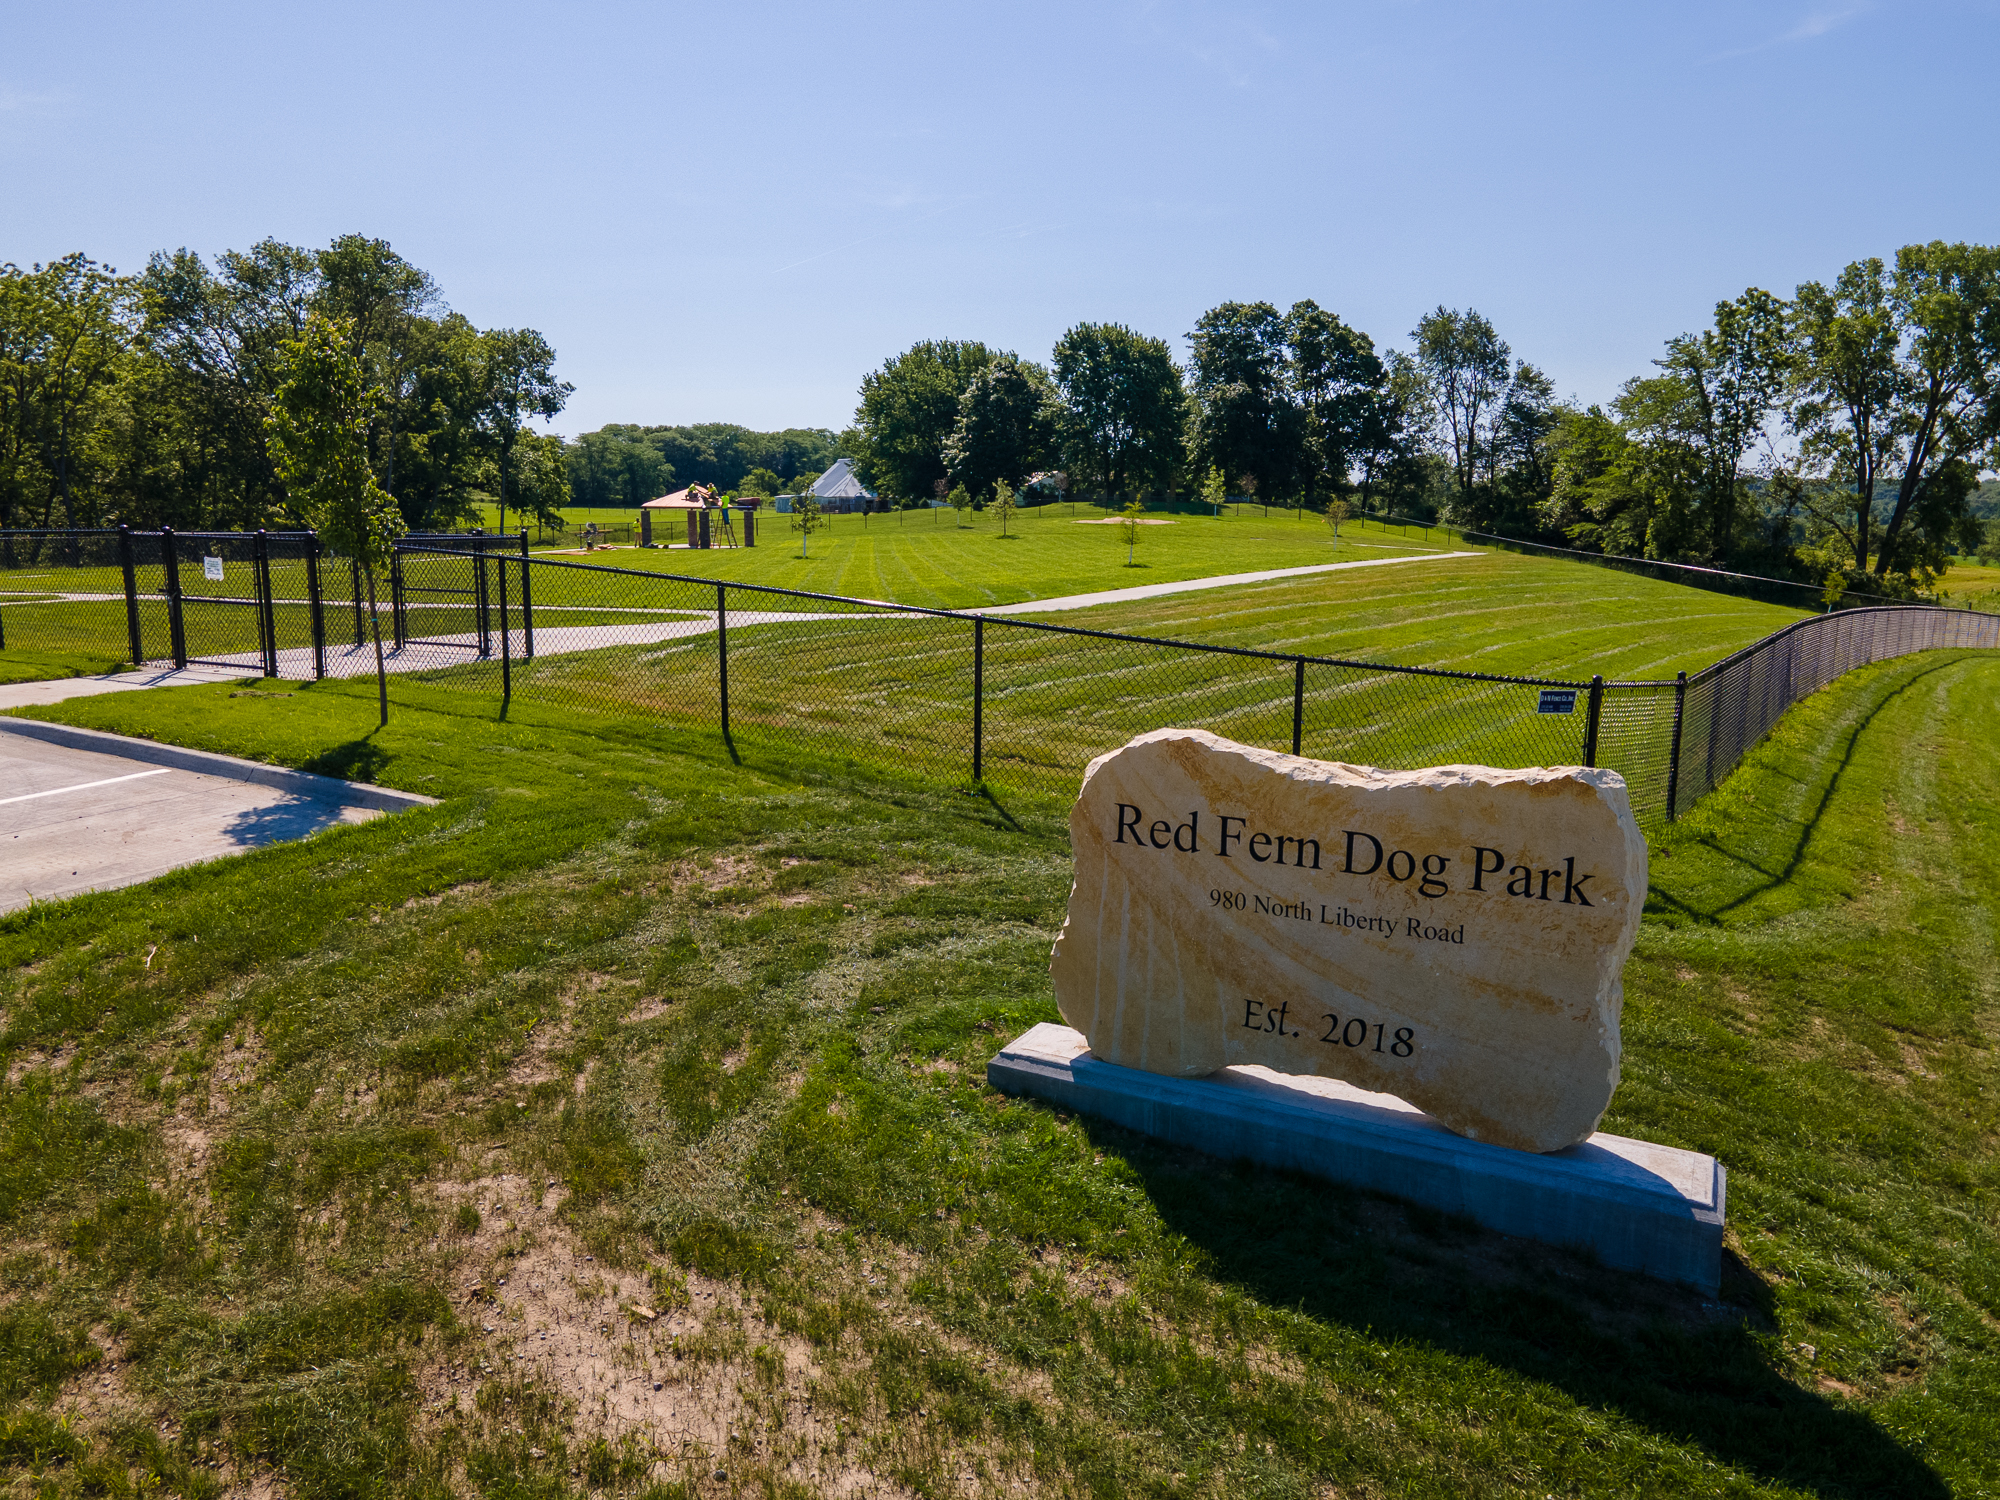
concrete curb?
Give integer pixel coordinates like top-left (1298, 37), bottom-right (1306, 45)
top-left (989, 1022), bottom-right (1725, 1293)
top-left (0, 717), bottom-right (439, 813)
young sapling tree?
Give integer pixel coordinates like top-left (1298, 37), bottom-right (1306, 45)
top-left (1120, 497), bottom-right (1146, 565)
top-left (790, 492), bottom-right (824, 557)
top-left (992, 480), bottom-right (1017, 537)
top-left (267, 313), bottom-right (407, 726)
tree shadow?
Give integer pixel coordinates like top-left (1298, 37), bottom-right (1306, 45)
top-left (1094, 1120), bottom-right (1948, 1499)
top-left (302, 737), bottom-right (390, 785)
top-left (219, 795), bottom-right (355, 849)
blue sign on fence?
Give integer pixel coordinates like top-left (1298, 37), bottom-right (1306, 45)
top-left (1538, 689), bottom-right (1578, 714)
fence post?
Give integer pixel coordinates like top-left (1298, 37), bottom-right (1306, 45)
top-left (498, 536), bottom-right (512, 713)
top-left (118, 524), bottom-right (142, 667)
top-left (306, 532), bottom-right (327, 680)
top-left (1581, 674), bottom-right (1604, 767)
top-left (474, 539), bottom-right (492, 657)
top-left (716, 582), bottom-right (730, 740)
top-left (1665, 670), bottom-right (1687, 821)
top-left (254, 528), bottom-right (278, 677)
top-left (391, 550), bottom-right (406, 649)
top-left (973, 616), bottom-right (984, 783)
top-left (1292, 657), bottom-right (1305, 756)
top-left (162, 526), bottom-right (187, 670)
top-left (518, 530), bottom-right (534, 659)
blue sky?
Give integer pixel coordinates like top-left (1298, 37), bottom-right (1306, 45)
top-left (5, 1), bottom-right (1996, 437)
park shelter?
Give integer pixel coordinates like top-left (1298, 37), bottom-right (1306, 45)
top-left (640, 485), bottom-right (754, 548)
top-left (807, 459), bottom-right (876, 514)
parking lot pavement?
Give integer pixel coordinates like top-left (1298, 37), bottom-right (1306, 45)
top-left (0, 722), bottom-right (433, 912)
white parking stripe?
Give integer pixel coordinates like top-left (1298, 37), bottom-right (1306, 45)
top-left (0, 767), bottom-right (176, 806)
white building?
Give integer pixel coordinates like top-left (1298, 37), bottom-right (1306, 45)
top-left (777, 458), bottom-right (876, 514)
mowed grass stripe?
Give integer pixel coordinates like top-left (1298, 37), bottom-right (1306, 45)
top-left (530, 510), bottom-right (1436, 609)
top-left (1068, 551), bottom-right (1808, 681)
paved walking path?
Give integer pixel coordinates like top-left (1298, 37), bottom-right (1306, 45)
top-left (0, 666), bottom-right (256, 711)
top-left (977, 550), bottom-right (1484, 615)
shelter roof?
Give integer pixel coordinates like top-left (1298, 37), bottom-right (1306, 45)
top-left (809, 459), bottom-right (873, 500)
top-left (643, 484), bottom-right (723, 510)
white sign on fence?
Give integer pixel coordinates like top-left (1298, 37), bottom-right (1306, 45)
top-left (202, 556), bottom-right (225, 582)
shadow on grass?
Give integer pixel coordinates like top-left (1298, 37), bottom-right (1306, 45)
top-left (1108, 1128), bottom-right (1948, 1500)
top-left (301, 736), bottom-right (390, 784)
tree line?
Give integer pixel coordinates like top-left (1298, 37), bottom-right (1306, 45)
top-left (566, 423), bottom-right (843, 507)
top-left (1, 236), bottom-right (572, 538)
top-left (842, 241), bottom-right (2000, 592)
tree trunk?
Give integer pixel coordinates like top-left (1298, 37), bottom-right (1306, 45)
top-left (365, 564), bottom-right (389, 727)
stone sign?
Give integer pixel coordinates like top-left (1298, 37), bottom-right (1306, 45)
top-left (1048, 729), bottom-right (1648, 1153)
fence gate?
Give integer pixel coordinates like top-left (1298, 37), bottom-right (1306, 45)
top-left (391, 533), bottom-right (530, 658)
top-left (153, 530), bottom-right (280, 673)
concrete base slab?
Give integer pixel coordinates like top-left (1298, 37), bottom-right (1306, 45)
top-left (988, 1023), bottom-right (1725, 1292)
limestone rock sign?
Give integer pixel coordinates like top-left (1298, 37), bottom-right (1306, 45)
top-left (1048, 729), bottom-right (1648, 1153)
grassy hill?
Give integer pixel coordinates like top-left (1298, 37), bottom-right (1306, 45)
top-left (514, 509), bottom-right (1447, 611)
top-left (2, 639), bottom-right (1995, 1497)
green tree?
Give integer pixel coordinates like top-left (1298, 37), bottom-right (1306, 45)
top-left (789, 491), bottom-right (824, 557)
top-left (1051, 323), bottom-right (1186, 505)
top-left (848, 340), bottom-right (997, 503)
top-left (1287, 300), bottom-right (1388, 511)
top-left (1186, 301), bottom-right (1305, 502)
top-left (1325, 497), bottom-right (1351, 539)
top-left (1789, 242), bottom-right (2000, 576)
top-left (991, 480), bottom-right (1017, 537)
top-left (1544, 405), bottom-right (1702, 559)
top-left (942, 355), bottom-right (1056, 499)
top-left (470, 328), bottom-right (572, 533)
top-left (315, 235), bottom-right (442, 506)
top-left (134, 239), bottom-right (321, 528)
top-left (569, 430), bottom-right (670, 507)
top-left (947, 482), bottom-right (972, 527)
top-left (0, 254), bottom-right (136, 534)
top-left (1200, 464), bottom-right (1227, 516)
top-left (1466, 363), bottom-right (1559, 535)
top-left (1614, 290), bottom-right (1789, 559)
top-left (738, 466), bottom-right (782, 498)
top-left (1349, 351), bottom-right (1426, 513)
top-left (1408, 307), bottom-right (1512, 514)
top-left (266, 313), bottom-right (406, 724)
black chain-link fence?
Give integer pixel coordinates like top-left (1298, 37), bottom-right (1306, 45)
top-left (6, 531), bottom-right (1996, 826)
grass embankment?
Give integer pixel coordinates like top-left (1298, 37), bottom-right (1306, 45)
top-left (413, 551), bottom-right (1805, 805)
top-left (2, 650), bottom-right (1997, 1497)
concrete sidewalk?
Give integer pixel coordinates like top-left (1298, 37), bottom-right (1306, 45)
top-left (978, 550), bottom-right (1485, 615)
top-left (0, 665), bottom-right (257, 712)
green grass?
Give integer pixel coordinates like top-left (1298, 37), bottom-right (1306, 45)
top-left (544, 509), bottom-right (1453, 610)
top-left (1936, 560), bottom-right (2000, 608)
top-left (349, 549), bottom-right (1806, 818)
top-left (2, 649), bottom-right (1997, 1497)
top-left (0, 648), bottom-right (129, 685)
